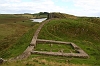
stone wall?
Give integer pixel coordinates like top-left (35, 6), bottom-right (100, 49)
top-left (32, 39), bottom-right (89, 59)
top-left (14, 19), bottom-right (50, 60)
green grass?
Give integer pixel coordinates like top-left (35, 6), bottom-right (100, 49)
top-left (0, 26), bottom-right (39, 58)
top-left (36, 18), bottom-right (100, 66)
top-left (0, 13), bottom-right (100, 66)
top-left (0, 24), bottom-right (15, 40)
top-left (0, 14), bottom-right (40, 58)
top-left (35, 43), bottom-right (76, 53)
top-left (50, 12), bottom-right (76, 19)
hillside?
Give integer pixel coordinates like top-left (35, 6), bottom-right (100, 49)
top-left (0, 13), bottom-right (100, 66)
top-left (37, 15), bottom-right (100, 66)
top-left (0, 14), bottom-right (39, 58)
top-left (48, 12), bottom-right (76, 19)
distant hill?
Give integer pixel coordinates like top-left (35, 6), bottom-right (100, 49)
top-left (48, 12), bottom-right (76, 19)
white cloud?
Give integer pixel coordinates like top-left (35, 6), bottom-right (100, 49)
top-left (0, 0), bottom-right (66, 14)
top-left (0, 0), bottom-right (21, 4)
top-left (0, 0), bottom-right (100, 17)
top-left (70, 0), bottom-right (100, 16)
top-left (61, 0), bottom-right (100, 16)
top-left (6, 0), bottom-right (21, 2)
top-left (74, 0), bottom-right (100, 11)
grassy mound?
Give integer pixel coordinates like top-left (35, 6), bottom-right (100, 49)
top-left (37, 18), bottom-right (100, 66)
top-left (50, 12), bottom-right (76, 19)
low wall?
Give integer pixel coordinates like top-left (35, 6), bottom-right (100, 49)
top-left (32, 39), bottom-right (89, 59)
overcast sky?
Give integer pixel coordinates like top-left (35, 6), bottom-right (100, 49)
top-left (0, 0), bottom-right (100, 17)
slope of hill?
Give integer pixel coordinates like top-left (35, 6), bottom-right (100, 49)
top-left (0, 14), bottom-right (39, 58)
top-left (48, 12), bottom-right (76, 19)
top-left (37, 16), bottom-right (100, 65)
top-left (0, 13), bottom-right (100, 66)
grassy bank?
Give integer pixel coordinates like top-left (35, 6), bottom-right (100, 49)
top-left (36, 18), bottom-right (100, 66)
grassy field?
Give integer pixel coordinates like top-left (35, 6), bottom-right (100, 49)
top-left (0, 14), bottom-right (39, 58)
top-left (35, 43), bottom-right (76, 53)
top-left (0, 13), bottom-right (100, 66)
